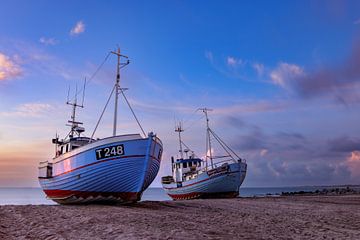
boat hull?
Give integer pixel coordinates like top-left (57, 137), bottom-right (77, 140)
top-left (39, 133), bottom-right (162, 204)
top-left (162, 161), bottom-right (247, 200)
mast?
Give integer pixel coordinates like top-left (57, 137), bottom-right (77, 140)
top-left (66, 85), bottom-right (84, 138)
top-left (113, 48), bottom-right (120, 136)
top-left (175, 122), bottom-right (184, 159)
top-left (110, 48), bottom-right (129, 136)
top-left (199, 108), bottom-right (213, 168)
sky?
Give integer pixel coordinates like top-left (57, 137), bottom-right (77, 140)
top-left (1, 0), bottom-right (360, 188)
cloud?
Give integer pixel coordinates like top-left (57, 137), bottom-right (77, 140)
top-left (39, 37), bottom-right (58, 46)
top-left (252, 62), bottom-right (264, 76)
top-left (270, 62), bottom-right (304, 89)
top-left (226, 56), bottom-right (243, 67)
top-left (260, 149), bottom-right (268, 156)
top-left (1, 103), bottom-right (53, 117)
top-left (347, 151), bottom-right (360, 178)
top-left (70, 21), bottom-right (85, 36)
top-left (2, 39), bottom-right (84, 80)
top-left (215, 100), bottom-right (288, 115)
top-left (222, 118), bottom-right (355, 186)
top-left (276, 41), bottom-right (360, 104)
top-left (234, 126), bottom-right (267, 151)
top-left (204, 51), bottom-right (213, 62)
top-left (204, 51), bottom-right (248, 80)
top-left (328, 136), bottom-right (360, 152)
top-left (0, 52), bottom-right (22, 81)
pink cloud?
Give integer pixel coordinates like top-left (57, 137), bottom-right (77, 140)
top-left (0, 52), bottom-right (22, 81)
top-left (70, 21), bottom-right (85, 36)
top-left (0, 103), bottom-right (53, 117)
top-left (347, 151), bottom-right (360, 178)
top-left (270, 62), bottom-right (304, 88)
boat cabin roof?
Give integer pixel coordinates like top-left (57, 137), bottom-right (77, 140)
top-left (174, 158), bottom-right (202, 164)
top-left (60, 136), bottom-right (93, 145)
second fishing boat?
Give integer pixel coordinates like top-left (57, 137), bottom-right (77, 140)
top-left (162, 108), bottom-right (247, 200)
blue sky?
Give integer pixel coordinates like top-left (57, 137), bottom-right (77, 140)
top-left (1, 0), bottom-right (360, 187)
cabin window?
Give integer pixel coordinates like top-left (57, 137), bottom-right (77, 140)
top-left (65, 144), bottom-right (69, 152)
top-left (189, 162), bottom-right (192, 167)
top-left (198, 162), bottom-right (201, 167)
top-left (183, 162), bottom-right (187, 168)
top-left (60, 146), bottom-right (64, 154)
top-left (176, 163), bottom-right (180, 169)
top-left (72, 146), bottom-right (79, 150)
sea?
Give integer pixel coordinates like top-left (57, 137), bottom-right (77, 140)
top-left (0, 186), bottom-right (338, 205)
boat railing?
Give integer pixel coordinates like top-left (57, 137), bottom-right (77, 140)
top-left (212, 158), bottom-right (238, 167)
top-left (194, 157), bottom-right (243, 173)
top-left (153, 135), bottom-right (163, 146)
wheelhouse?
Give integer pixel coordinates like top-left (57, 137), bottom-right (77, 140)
top-left (171, 156), bottom-right (203, 182)
top-left (53, 137), bottom-right (94, 157)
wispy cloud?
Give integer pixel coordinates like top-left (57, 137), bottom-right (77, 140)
top-left (270, 62), bottom-right (304, 89)
top-left (204, 50), bottom-right (213, 62)
top-left (226, 56), bottom-right (243, 67)
top-left (39, 37), bottom-right (58, 46)
top-left (0, 103), bottom-right (53, 117)
top-left (215, 100), bottom-right (288, 115)
top-left (204, 51), bottom-right (248, 80)
top-left (252, 62), bottom-right (264, 76)
top-left (205, 51), bottom-right (269, 82)
top-left (0, 52), bottom-right (22, 81)
top-left (70, 21), bottom-right (85, 36)
top-left (2, 39), bottom-right (84, 80)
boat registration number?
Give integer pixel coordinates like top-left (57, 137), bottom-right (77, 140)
top-left (95, 144), bottom-right (125, 160)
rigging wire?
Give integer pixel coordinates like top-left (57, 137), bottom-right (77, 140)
top-left (182, 108), bottom-right (200, 125)
top-left (208, 129), bottom-right (235, 161)
top-left (209, 128), bottom-right (241, 160)
top-left (71, 51), bottom-right (112, 102)
top-left (89, 85), bottom-right (116, 142)
top-left (183, 115), bottom-right (205, 131)
top-left (119, 88), bottom-right (146, 137)
top-left (180, 140), bottom-right (200, 158)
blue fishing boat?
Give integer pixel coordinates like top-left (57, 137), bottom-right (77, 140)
top-left (162, 108), bottom-right (247, 200)
top-left (38, 49), bottom-right (163, 204)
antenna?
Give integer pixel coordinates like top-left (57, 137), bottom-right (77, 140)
top-left (66, 82), bottom-right (85, 138)
top-left (81, 77), bottom-right (86, 107)
top-left (66, 85), bottom-right (70, 103)
top-left (197, 108), bottom-right (213, 169)
top-left (175, 122), bottom-right (184, 159)
top-left (75, 84), bottom-right (78, 104)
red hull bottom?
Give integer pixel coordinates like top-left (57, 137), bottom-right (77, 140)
top-left (168, 191), bottom-right (239, 200)
top-left (44, 190), bottom-right (141, 204)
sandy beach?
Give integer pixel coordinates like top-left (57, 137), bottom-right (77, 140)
top-left (1, 195), bottom-right (359, 239)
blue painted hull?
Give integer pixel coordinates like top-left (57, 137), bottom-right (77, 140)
top-left (39, 134), bottom-right (162, 204)
top-left (162, 161), bottom-right (247, 200)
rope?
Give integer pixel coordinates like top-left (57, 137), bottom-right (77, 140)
top-left (89, 85), bottom-right (116, 142)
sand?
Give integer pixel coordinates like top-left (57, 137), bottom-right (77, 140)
top-left (1, 195), bottom-right (360, 239)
